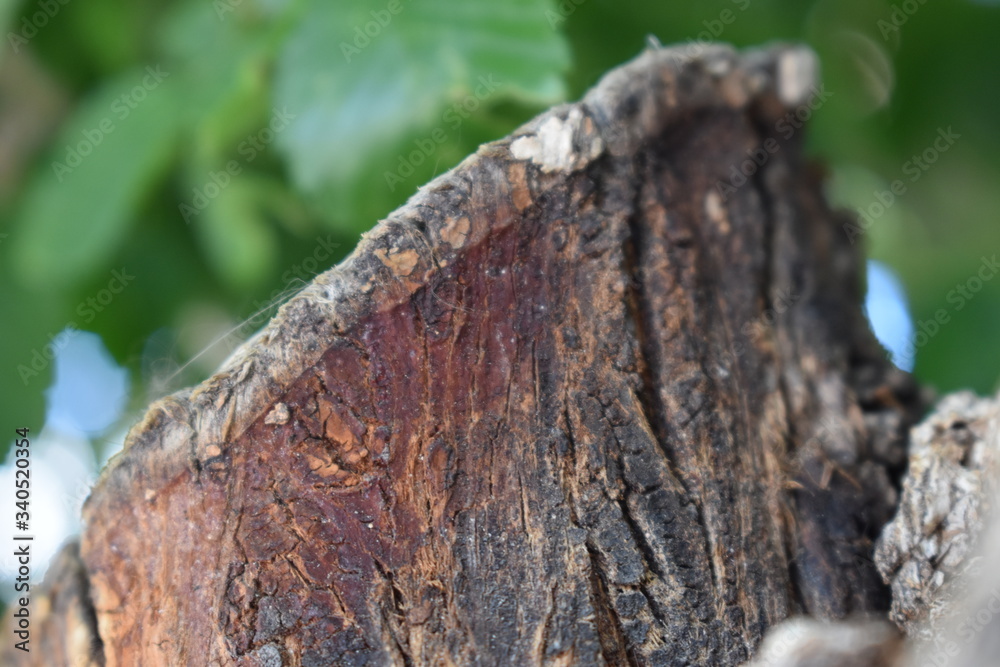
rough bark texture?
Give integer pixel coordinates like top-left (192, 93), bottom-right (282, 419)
top-left (3, 44), bottom-right (932, 666)
top-left (744, 391), bottom-right (1000, 667)
top-left (875, 390), bottom-right (1000, 640)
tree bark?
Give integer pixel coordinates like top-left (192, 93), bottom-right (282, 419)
top-left (3, 44), bottom-right (930, 666)
top-left (746, 390), bottom-right (1000, 667)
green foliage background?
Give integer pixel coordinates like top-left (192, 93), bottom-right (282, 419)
top-left (1, 0), bottom-right (998, 454)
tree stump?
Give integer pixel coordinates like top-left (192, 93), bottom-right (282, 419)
top-left (3, 44), bottom-right (927, 666)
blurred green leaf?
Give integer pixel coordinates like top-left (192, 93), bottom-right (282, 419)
top-left (69, 0), bottom-right (144, 72)
top-left (273, 0), bottom-right (570, 221)
top-left (190, 175), bottom-right (279, 290)
top-left (159, 0), bottom-right (290, 161)
top-left (9, 66), bottom-right (180, 290)
top-left (0, 279), bottom-right (64, 453)
top-left (0, 0), bottom-right (19, 46)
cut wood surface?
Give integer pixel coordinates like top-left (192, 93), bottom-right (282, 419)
top-left (3, 44), bottom-right (934, 666)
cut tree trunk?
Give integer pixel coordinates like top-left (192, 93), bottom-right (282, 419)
top-left (4, 44), bottom-right (929, 666)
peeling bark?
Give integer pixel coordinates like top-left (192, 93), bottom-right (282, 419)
top-left (2, 44), bottom-right (930, 666)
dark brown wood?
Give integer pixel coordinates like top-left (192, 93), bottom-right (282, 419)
top-left (3, 44), bottom-right (926, 666)
top-left (745, 389), bottom-right (1000, 667)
